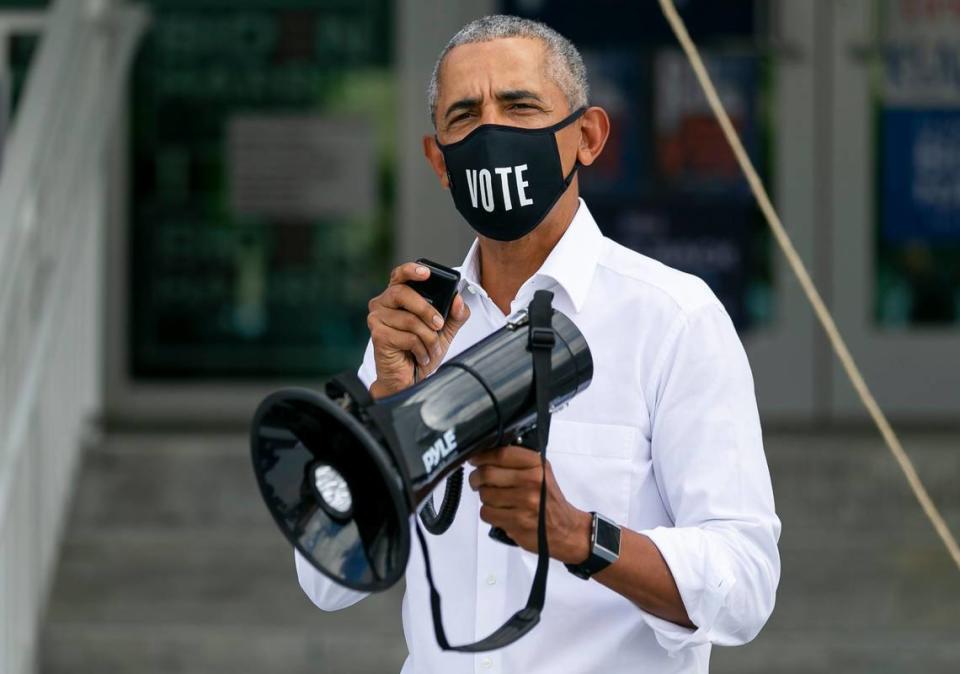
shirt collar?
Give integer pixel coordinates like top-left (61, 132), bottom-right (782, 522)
top-left (455, 198), bottom-right (604, 313)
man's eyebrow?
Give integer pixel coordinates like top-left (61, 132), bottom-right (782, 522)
top-left (496, 89), bottom-right (544, 103)
top-left (443, 90), bottom-right (545, 121)
top-left (444, 97), bottom-right (481, 120)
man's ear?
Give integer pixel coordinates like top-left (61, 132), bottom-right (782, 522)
top-left (423, 134), bottom-right (449, 189)
top-left (575, 107), bottom-right (611, 168)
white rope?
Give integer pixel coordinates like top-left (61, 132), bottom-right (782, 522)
top-left (657, 0), bottom-right (960, 572)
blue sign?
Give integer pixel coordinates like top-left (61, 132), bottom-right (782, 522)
top-left (881, 108), bottom-right (960, 243)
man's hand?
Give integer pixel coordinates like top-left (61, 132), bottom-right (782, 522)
top-left (468, 445), bottom-right (592, 564)
top-left (367, 261), bottom-right (470, 399)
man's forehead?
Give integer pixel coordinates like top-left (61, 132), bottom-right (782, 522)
top-left (438, 37), bottom-right (555, 101)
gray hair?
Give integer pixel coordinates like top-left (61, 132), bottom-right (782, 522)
top-left (427, 15), bottom-right (589, 126)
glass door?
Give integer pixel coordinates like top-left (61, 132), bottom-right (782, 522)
top-left (830, 0), bottom-right (960, 419)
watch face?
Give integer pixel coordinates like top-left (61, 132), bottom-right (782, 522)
top-left (594, 515), bottom-right (621, 562)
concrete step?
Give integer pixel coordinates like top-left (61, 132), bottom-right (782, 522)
top-left (41, 431), bottom-right (409, 674)
top-left (39, 430), bottom-right (960, 674)
top-left (69, 431), bottom-right (960, 537)
top-left (711, 627), bottom-right (960, 674)
top-left (43, 529), bottom-right (959, 633)
top-left (40, 622), bottom-right (408, 674)
top-left (66, 432), bottom-right (265, 533)
top-left (63, 431), bottom-right (960, 556)
top-left (767, 432), bottom-right (960, 537)
top-left (43, 529), bottom-right (404, 628)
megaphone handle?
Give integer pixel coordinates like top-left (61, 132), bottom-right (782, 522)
top-left (487, 426), bottom-right (539, 546)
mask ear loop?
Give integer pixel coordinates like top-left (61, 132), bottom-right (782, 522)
top-left (563, 159), bottom-right (581, 187)
top-left (554, 107), bottom-right (586, 187)
top-left (545, 106), bottom-right (587, 133)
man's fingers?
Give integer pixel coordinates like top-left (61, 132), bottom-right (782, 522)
top-left (381, 284), bottom-right (446, 331)
top-left (384, 265), bottom-right (469, 344)
top-left (479, 504), bottom-right (511, 528)
top-left (385, 262), bottom-right (445, 329)
top-left (469, 464), bottom-right (541, 490)
top-left (387, 330), bottom-right (430, 368)
top-left (442, 294), bottom-right (470, 338)
top-left (370, 321), bottom-right (431, 367)
top-left (378, 308), bottom-right (442, 360)
top-left (477, 485), bottom-right (539, 511)
top-left (479, 505), bottom-right (537, 533)
top-left (388, 261), bottom-right (430, 287)
top-left (468, 445), bottom-right (542, 468)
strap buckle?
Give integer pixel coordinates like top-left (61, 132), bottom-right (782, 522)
top-left (528, 326), bottom-right (555, 350)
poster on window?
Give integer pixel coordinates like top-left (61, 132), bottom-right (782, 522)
top-left (653, 49), bottom-right (762, 200)
top-left (880, 0), bottom-right (960, 243)
top-left (576, 49), bottom-right (652, 200)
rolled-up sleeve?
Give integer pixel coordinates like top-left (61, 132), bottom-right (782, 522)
top-left (639, 302), bottom-right (781, 652)
top-left (294, 338), bottom-right (379, 611)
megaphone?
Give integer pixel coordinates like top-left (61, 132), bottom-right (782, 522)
top-left (250, 290), bottom-right (593, 649)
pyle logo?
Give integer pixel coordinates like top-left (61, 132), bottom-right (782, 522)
top-left (422, 428), bottom-right (458, 473)
top-left (465, 164), bottom-right (534, 213)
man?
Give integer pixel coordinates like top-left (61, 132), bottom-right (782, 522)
top-left (296, 15), bottom-right (780, 674)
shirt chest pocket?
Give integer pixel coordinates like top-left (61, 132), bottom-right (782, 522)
top-left (545, 419), bottom-right (637, 524)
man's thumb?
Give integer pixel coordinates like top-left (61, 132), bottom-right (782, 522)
top-left (441, 294), bottom-right (470, 340)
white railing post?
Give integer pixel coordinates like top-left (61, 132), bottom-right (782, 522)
top-left (0, 2), bottom-right (148, 673)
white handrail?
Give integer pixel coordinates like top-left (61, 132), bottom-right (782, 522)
top-left (0, 2), bottom-right (148, 673)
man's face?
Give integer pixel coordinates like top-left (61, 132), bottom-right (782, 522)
top-left (433, 37), bottom-right (579, 159)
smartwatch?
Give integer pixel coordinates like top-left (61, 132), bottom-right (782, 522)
top-left (564, 512), bottom-right (621, 580)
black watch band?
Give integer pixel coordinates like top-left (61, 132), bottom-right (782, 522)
top-left (564, 512), bottom-right (621, 580)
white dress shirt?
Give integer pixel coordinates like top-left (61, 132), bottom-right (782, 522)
top-left (296, 198), bottom-right (781, 673)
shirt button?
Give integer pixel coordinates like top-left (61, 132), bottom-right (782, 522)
top-left (486, 574), bottom-right (497, 586)
top-left (480, 657), bottom-right (493, 669)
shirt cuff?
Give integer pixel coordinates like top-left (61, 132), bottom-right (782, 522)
top-left (638, 526), bottom-right (736, 654)
top-left (295, 548), bottom-right (369, 611)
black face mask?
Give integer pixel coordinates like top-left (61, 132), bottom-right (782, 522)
top-left (436, 107), bottom-right (586, 241)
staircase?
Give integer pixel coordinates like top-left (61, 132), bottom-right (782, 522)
top-left (38, 432), bottom-right (406, 674)
top-left (713, 431), bottom-right (960, 674)
top-left (39, 430), bottom-right (960, 673)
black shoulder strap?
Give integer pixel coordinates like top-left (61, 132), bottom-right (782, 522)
top-left (413, 289), bottom-right (556, 652)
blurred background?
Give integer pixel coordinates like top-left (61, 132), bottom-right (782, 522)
top-left (0, 0), bottom-right (958, 672)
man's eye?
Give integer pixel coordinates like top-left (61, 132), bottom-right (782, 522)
top-left (450, 113), bottom-right (471, 124)
top-left (510, 103), bottom-right (536, 110)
